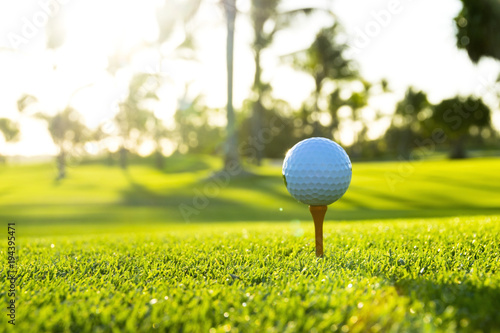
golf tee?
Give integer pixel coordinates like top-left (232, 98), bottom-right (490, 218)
top-left (309, 205), bottom-right (327, 258)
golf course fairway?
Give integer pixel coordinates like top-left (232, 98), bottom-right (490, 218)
top-left (1, 156), bottom-right (499, 332)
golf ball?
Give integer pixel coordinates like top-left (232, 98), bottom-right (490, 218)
top-left (282, 137), bottom-right (352, 206)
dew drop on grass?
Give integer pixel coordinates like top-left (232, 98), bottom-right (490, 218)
top-left (279, 208), bottom-right (283, 212)
top-left (357, 302), bottom-right (363, 309)
top-left (347, 283), bottom-right (353, 289)
top-left (224, 312), bottom-right (229, 318)
top-left (51, 244), bottom-right (55, 248)
top-left (150, 299), bottom-right (158, 305)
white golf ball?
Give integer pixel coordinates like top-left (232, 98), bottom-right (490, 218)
top-left (282, 137), bottom-right (352, 206)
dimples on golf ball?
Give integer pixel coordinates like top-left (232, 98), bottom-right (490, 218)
top-left (282, 137), bottom-right (352, 206)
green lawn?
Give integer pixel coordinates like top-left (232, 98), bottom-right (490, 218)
top-left (1, 156), bottom-right (500, 235)
top-left (8, 217), bottom-right (500, 332)
top-left (1, 156), bottom-right (500, 332)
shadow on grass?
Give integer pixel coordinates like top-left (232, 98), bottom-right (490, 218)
top-left (394, 278), bottom-right (500, 331)
top-left (80, 153), bottom-right (215, 174)
top-left (424, 174), bottom-right (500, 194)
top-left (117, 167), bottom-right (500, 222)
top-left (3, 164), bottom-right (500, 229)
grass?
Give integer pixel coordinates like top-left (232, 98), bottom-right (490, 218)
top-left (1, 155), bottom-right (500, 332)
top-left (1, 156), bottom-right (500, 233)
top-left (8, 216), bottom-right (500, 332)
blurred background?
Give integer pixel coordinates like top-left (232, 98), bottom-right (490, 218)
top-left (1, 0), bottom-right (500, 233)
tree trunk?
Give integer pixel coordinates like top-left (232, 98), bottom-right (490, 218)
top-left (119, 146), bottom-right (128, 169)
top-left (397, 128), bottom-right (412, 159)
top-left (328, 108), bottom-right (339, 140)
top-left (223, 0), bottom-right (241, 172)
top-left (56, 149), bottom-right (66, 180)
top-left (251, 49), bottom-right (263, 166)
top-left (107, 151), bottom-right (114, 166)
top-left (450, 135), bottom-right (467, 159)
top-left (312, 86), bottom-right (322, 137)
top-left (155, 149), bottom-right (164, 170)
top-left (251, 101), bottom-right (263, 166)
top-left (349, 109), bottom-right (361, 159)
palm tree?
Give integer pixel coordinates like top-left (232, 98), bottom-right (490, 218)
top-left (37, 108), bottom-right (89, 180)
top-left (114, 73), bottom-right (157, 169)
top-left (222, 0), bottom-right (241, 171)
top-left (151, 115), bottom-right (169, 170)
top-left (105, 0), bottom-right (201, 169)
top-left (328, 88), bottom-right (344, 140)
top-left (345, 81), bottom-right (370, 156)
top-left (0, 119), bottom-right (20, 163)
top-left (249, 0), bottom-right (334, 165)
top-left (17, 85), bottom-right (92, 179)
top-left (291, 23), bottom-right (357, 137)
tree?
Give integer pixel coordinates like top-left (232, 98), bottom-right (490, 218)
top-left (37, 108), bottom-right (89, 179)
top-left (174, 95), bottom-right (224, 155)
top-left (430, 96), bottom-right (491, 159)
top-left (17, 86), bottom-right (92, 180)
top-left (248, 0), bottom-right (332, 165)
top-left (455, 0), bottom-right (500, 63)
top-left (222, 0), bottom-right (241, 172)
top-left (150, 115), bottom-right (170, 170)
top-left (238, 97), bottom-right (294, 161)
top-left (0, 119), bottom-right (20, 163)
top-left (327, 88), bottom-right (344, 141)
top-left (114, 73), bottom-right (158, 169)
top-left (291, 23), bottom-right (356, 137)
top-left (248, 0), bottom-right (278, 166)
top-left (102, 1), bottom-right (201, 169)
top-left (156, 0), bottom-right (201, 46)
top-left (455, 0), bottom-right (500, 141)
top-left (149, 1), bottom-right (202, 169)
top-left (385, 87), bottom-right (430, 158)
top-left (345, 81), bottom-right (370, 156)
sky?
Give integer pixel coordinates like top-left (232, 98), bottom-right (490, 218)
top-left (0, 0), bottom-right (499, 156)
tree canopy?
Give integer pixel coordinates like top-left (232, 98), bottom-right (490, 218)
top-left (455, 0), bottom-right (500, 62)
